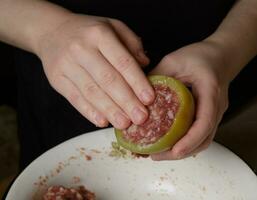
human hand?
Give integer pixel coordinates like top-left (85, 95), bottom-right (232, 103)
top-left (36, 14), bottom-right (155, 129)
top-left (150, 40), bottom-right (230, 160)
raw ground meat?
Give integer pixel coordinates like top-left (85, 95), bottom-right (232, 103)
top-left (122, 84), bottom-right (179, 145)
top-left (42, 185), bottom-right (95, 200)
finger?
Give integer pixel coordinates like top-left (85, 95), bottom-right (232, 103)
top-left (179, 126), bottom-right (218, 160)
top-left (63, 63), bottom-right (131, 129)
top-left (151, 148), bottom-right (178, 161)
top-left (109, 19), bottom-right (150, 66)
top-left (149, 62), bottom-right (172, 76)
top-left (149, 57), bottom-right (192, 86)
top-left (71, 49), bottom-right (149, 125)
top-left (98, 29), bottom-right (155, 105)
top-left (189, 129), bottom-right (216, 157)
top-left (53, 75), bottom-right (108, 127)
top-left (182, 91), bottom-right (228, 158)
top-left (149, 55), bottom-right (178, 76)
top-left (177, 99), bottom-right (224, 159)
top-left (152, 84), bottom-right (219, 161)
top-left (170, 84), bottom-right (218, 157)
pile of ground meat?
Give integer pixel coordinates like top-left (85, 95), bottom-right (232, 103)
top-left (42, 185), bottom-right (95, 200)
top-left (122, 84), bottom-right (179, 145)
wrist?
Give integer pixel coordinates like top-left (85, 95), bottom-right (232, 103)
top-left (25, 0), bottom-right (72, 55)
top-left (203, 33), bottom-right (244, 83)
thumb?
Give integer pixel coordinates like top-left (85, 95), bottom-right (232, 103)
top-left (149, 56), bottom-right (172, 75)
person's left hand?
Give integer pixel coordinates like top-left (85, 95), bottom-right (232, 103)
top-left (150, 40), bottom-right (231, 160)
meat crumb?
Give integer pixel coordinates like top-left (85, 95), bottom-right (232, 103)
top-left (42, 185), bottom-right (95, 200)
top-left (85, 155), bottom-right (92, 161)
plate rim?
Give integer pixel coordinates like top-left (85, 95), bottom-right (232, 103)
top-left (6, 128), bottom-right (257, 199)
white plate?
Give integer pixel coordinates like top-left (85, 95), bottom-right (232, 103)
top-left (6, 128), bottom-right (257, 200)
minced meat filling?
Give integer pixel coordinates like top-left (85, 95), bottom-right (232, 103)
top-left (122, 84), bottom-right (179, 145)
top-left (42, 185), bottom-right (95, 200)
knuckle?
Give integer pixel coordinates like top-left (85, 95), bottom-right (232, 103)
top-left (83, 83), bottom-right (98, 95)
top-left (162, 54), bottom-right (173, 63)
top-left (68, 92), bottom-right (80, 104)
top-left (103, 108), bottom-right (117, 125)
top-left (81, 105), bottom-right (99, 124)
top-left (206, 116), bottom-right (215, 131)
top-left (80, 103), bottom-right (91, 116)
top-left (89, 23), bottom-right (110, 38)
top-left (174, 147), bottom-right (187, 159)
top-left (125, 96), bottom-right (137, 109)
top-left (104, 106), bottom-right (114, 117)
top-left (111, 19), bottom-right (124, 26)
top-left (210, 77), bottom-right (220, 90)
top-left (121, 103), bottom-right (132, 115)
top-left (116, 56), bottom-right (134, 72)
top-left (68, 40), bottom-right (83, 55)
top-left (48, 75), bottom-right (58, 88)
top-left (87, 23), bottom-right (113, 45)
top-left (45, 67), bottom-right (62, 88)
top-left (98, 122), bottom-right (109, 128)
top-left (84, 106), bottom-right (96, 121)
top-left (206, 75), bottom-right (222, 98)
top-left (224, 100), bottom-right (229, 111)
top-left (202, 140), bottom-right (211, 150)
top-left (100, 71), bottom-right (117, 85)
top-left (117, 123), bottom-right (130, 130)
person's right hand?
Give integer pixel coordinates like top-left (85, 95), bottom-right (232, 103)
top-left (36, 14), bottom-right (155, 129)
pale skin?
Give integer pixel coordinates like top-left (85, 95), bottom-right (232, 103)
top-left (0, 0), bottom-right (257, 160)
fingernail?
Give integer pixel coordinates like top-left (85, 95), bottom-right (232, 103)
top-left (137, 51), bottom-right (150, 64)
top-left (141, 89), bottom-right (155, 104)
top-left (132, 107), bottom-right (147, 124)
top-left (175, 150), bottom-right (186, 160)
top-left (175, 154), bottom-right (183, 160)
top-left (114, 112), bottom-right (129, 128)
top-left (95, 114), bottom-right (107, 127)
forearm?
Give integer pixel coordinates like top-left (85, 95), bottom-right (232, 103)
top-left (206, 0), bottom-right (257, 81)
top-left (0, 0), bottom-right (71, 54)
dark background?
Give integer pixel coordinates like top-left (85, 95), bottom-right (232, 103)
top-left (1, 41), bottom-right (256, 121)
top-left (0, 43), bottom-right (17, 108)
